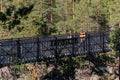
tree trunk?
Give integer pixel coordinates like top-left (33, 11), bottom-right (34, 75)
top-left (47, 0), bottom-right (53, 34)
top-left (72, 0), bottom-right (75, 19)
top-left (0, 0), bottom-right (2, 11)
top-left (40, 0), bottom-right (43, 15)
top-left (40, 0), bottom-right (43, 4)
top-left (64, 2), bottom-right (68, 21)
top-left (50, 0), bottom-right (53, 23)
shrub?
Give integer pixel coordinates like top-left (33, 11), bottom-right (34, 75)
top-left (109, 27), bottom-right (120, 57)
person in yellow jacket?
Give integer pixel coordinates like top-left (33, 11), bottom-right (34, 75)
top-left (80, 30), bottom-right (86, 41)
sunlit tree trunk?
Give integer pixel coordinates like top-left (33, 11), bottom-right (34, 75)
top-left (47, 0), bottom-right (54, 34)
top-left (64, 2), bottom-right (68, 21)
top-left (0, 0), bottom-right (2, 11)
top-left (17, 0), bottom-right (20, 6)
top-left (40, 0), bottom-right (43, 4)
top-left (71, 0), bottom-right (75, 19)
top-left (63, 2), bottom-right (68, 33)
top-left (40, 0), bottom-right (43, 15)
top-left (50, 0), bottom-right (53, 23)
top-left (32, 63), bottom-right (37, 80)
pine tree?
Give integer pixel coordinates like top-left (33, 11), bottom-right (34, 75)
top-left (37, 0), bottom-right (59, 35)
top-left (0, 0), bottom-right (35, 38)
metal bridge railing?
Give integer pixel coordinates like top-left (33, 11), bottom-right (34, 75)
top-left (0, 31), bottom-right (110, 67)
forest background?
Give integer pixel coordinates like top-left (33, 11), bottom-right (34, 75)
top-left (0, 0), bottom-right (120, 39)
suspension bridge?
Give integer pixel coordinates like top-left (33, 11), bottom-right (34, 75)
top-left (0, 31), bottom-right (111, 67)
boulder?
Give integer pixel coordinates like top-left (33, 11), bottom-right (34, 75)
top-left (106, 66), bottom-right (113, 74)
top-left (0, 67), bottom-right (12, 78)
top-left (90, 74), bottom-right (100, 80)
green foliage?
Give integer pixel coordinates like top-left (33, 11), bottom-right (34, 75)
top-left (58, 58), bottom-right (78, 79)
top-left (0, 1), bottom-right (34, 31)
top-left (36, 17), bottom-right (57, 35)
top-left (0, 0), bottom-right (120, 38)
top-left (109, 27), bottom-right (120, 56)
top-left (90, 13), bottom-right (109, 31)
top-left (0, 0), bottom-right (38, 38)
top-left (108, 0), bottom-right (120, 27)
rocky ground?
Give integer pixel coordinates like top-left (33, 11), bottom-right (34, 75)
top-left (0, 56), bottom-right (119, 80)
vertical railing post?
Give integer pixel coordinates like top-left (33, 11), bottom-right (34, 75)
top-left (16, 39), bottom-right (21, 65)
top-left (54, 36), bottom-right (58, 67)
top-left (0, 42), bottom-right (2, 66)
top-left (87, 33), bottom-right (91, 54)
top-left (87, 33), bottom-right (93, 69)
top-left (72, 35), bottom-right (75, 57)
top-left (100, 32), bottom-right (102, 52)
top-left (55, 36), bottom-right (58, 60)
top-left (102, 32), bottom-right (105, 52)
top-left (37, 37), bottom-right (39, 62)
